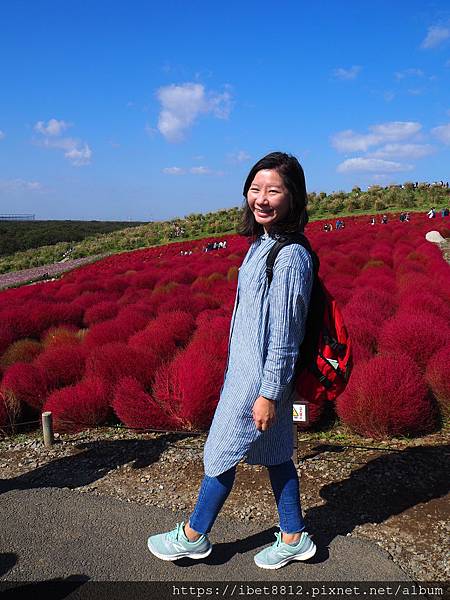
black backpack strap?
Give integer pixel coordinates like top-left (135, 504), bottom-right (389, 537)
top-left (265, 233), bottom-right (319, 288)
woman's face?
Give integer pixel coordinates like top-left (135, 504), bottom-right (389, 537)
top-left (247, 169), bottom-right (290, 233)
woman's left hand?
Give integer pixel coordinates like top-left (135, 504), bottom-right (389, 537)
top-left (252, 396), bottom-right (276, 431)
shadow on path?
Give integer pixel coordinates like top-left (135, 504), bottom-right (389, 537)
top-left (0, 434), bottom-right (189, 494)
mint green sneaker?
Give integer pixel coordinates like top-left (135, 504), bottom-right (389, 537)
top-left (254, 530), bottom-right (316, 569)
top-left (147, 522), bottom-right (212, 561)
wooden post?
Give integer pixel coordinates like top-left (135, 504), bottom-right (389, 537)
top-left (42, 411), bottom-right (54, 447)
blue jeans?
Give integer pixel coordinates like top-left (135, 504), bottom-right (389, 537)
top-left (189, 459), bottom-right (305, 534)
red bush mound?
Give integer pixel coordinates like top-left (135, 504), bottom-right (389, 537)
top-left (85, 342), bottom-right (157, 388)
top-left (1, 339), bottom-right (42, 370)
top-left (189, 316), bottom-right (230, 360)
top-left (113, 377), bottom-right (179, 430)
top-left (397, 290), bottom-right (450, 322)
top-left (336, 354), bottom-right (435, 438)
top-left (1, 362), bottom-right (48, 410)
top-left (156, 289), bottom-right (219, 317)
top-left (83, 309), bottom-right (149, 347)
top-left (152, 344), bottom-right (224, 429)
top-left (343, 287), bottom-right (396, 324)
top-left (43, 377), bottom-right (110, 433)
top-left (425, 346), bottom-right (450, 418)
top-left (346, 317), bottom-right (378, 363)
top-left (83, 301), bottom-right (120, 326)
top-left (378, 311), bottom-right (450, 372)
top-left (35, 344), bottom-right (87, 390)
top-left (41, 326), bottom-right (80, 347)
top-left (128, 320), bottom-right (177, 359)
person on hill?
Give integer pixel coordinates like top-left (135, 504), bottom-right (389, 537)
top-left (369, 217), bottom-right (376, 225)
top-left (147, 152), bottom-right (316, 569)
top-left (381, 214), bottom-right (388, 224)
top-left (405, 212), bottom-right (410, 222)
top-left (427, 207), bottom-right (436, 219)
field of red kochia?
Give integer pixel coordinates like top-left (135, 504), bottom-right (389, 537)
top-left (1, 214), bottom-right (449, 438)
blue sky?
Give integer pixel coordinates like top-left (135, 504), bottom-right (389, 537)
top-left (1, 0), bottom-right (450, 220)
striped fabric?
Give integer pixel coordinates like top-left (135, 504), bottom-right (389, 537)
top-left (203, 232), bottom-right (314, 477)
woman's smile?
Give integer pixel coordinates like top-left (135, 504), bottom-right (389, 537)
top-left (247, 169), bottom-right (290, 233)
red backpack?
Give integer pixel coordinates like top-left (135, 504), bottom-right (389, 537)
top-left (265, 234), bottom-right (352, 416)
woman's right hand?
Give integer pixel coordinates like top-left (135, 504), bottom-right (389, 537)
top-left (252, 395), bottom-right (276, 431)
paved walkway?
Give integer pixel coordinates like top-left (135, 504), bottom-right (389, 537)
top-left (0, 487), bottom-right (410, 585)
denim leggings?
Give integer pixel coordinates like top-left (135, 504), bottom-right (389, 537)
top-left (189, 459), bottom-right (305, 534)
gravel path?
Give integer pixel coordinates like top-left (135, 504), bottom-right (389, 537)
top-left (0, 255), bottom-right (106, 290)
top-left (0, 427), bottom-right (448, 582)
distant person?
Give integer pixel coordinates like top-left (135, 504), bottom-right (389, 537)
top-left (369, 217), bottom-right (376, 226)
top-left (147, 151), bottom-right (317, 569)
top-left (441, 208), bottom-right (449, 217)
top-left (381, 215), bottom-right (388, 224)
top-left (427, 207), bottom-right (436, 219)
top-left (399, 212), bottom-right (405, 222)
top-left (404, 212), bottom-right (410, 222)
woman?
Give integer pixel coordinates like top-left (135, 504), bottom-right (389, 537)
top-left (148, 152), bottom-right (316, 569)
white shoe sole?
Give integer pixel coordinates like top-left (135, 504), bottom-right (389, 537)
top-left (147, 538), bottom-right (212, 561)
top-left (254, 543), bottom-right (317, 570)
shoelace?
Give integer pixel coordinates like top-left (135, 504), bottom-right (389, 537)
top-left (167, 522), bottom-right (183, 542)
top-left (272, 532), bottom-right (282, 547)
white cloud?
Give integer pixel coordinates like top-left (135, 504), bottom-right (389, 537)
top-left (332, 66), bottom-right (362, 80)
top-left (0, 179), bottom-right (43, 192)
top-left (431, 123), bottom-right (450, 144)
top-left (33, 120), bottom-right (92, 166)
top-left (34, 118), bottom-right (71, 136)
top-left (156, 82), bottom-right (233, 142)
top-left (162, 167), bottom-right (186, 175)
top-left (162, 165), bottom-right (223, 176)
top-left (190, 166), bottom-right (211, 175)
top-left (383, 91), bottom-right (396, 102)
top-left (368, 143), bottom-right (435, 159)
top-left (337, 158), bottom-right (413, 174)
top-left (0, 130), bottom-right (5, 140)
top-left (395, 68), bottom-right (424, 79)
top-left (228, 150), bottom-right (251, 163)
top-left (64, 144), bottom-right (92, 166)
top-left (421, 25), bottom-right (450, 49)
top-left (331, 121), bottom-right (422, 152)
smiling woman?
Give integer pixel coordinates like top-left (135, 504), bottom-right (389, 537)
top-left (240, 152), bottom-right (309, 238)
top-left (147, 152), bottom-right (317, 570)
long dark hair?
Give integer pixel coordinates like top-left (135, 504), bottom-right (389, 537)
top-left (238, 152), bottom-right (309, 240)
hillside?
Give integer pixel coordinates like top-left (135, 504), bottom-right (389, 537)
top-left (0, 182), bottom-right (448, 274)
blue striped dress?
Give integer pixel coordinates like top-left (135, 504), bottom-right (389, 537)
top-left (203, 231), bottom-right (314, 477)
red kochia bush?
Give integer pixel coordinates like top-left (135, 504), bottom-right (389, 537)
top-left (83, 310), bottom-right (149, 347)
top-left (113, 377), bottom-right (179, 430)
top-left (397, 291), bottom-right (450, 322)
top-left (35, 344), bottom-right (87, 390)
top-left (378, 312), bottom-right (450, 373)
top-left (336, 354), bottom-right (435, 438)
top-left (83, 301), bottom-right (119, 326)
top-left (41, 326), bottom-right (80, 347)
top-left (1, 362), bottom-right (48, 410)
top-left (85, 342), bottom-right (157, 389)
top-left (0, 339), bottom-right (42, 370)
top-left (343, 287), bottom-right (396, 324)
top-left (152, 344), bottom-right (225, 429)
top-left (43, 377), bottom-right (110, 433)
top-left (425, 346), bottom-right (450, 418)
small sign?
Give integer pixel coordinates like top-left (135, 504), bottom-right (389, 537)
top-left (293, 402), bottom-right (308, 424)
